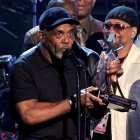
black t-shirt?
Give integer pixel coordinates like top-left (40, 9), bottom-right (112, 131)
top-left (9, 45), bottom-right (89, 139)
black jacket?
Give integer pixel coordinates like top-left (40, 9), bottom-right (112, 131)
top-left (72, 42), bottom-right (99, 85)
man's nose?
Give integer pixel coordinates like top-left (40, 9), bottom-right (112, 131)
top-left (62, 35), bottom-right (69, 44)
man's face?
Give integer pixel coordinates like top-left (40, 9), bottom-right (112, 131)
top-left (103, 19), bottom-right (137, 48)
top-left (77, 0), bottom-right (96, 19)
top-left (44, 24), bottom-right (75, 59)
top-left (58, 0), bottom-right (78, 19)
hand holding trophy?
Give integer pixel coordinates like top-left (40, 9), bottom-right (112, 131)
top-left (95, 33), bottom-right (137, 112)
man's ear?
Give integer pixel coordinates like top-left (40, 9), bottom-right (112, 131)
top-left (131, 27), bottom-right (137, 39)
top-left (38, 31), bottom-right (45, 42)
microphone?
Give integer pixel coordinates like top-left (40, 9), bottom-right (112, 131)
top-left (64, 49), bottom-right (86, 69)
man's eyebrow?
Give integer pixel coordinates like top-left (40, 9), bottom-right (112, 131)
top-left (54, 27), bottom-right (74, 33)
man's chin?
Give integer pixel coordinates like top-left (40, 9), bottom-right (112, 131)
top-left (55, 53), bottom-right (63, 59)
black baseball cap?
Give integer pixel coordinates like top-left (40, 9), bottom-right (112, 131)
top-left (39, 7), bottom-right (79, 31)
top-left (105, 6), bottom-right (139, 29)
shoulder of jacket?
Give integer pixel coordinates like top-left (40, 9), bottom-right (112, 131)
top-left (25, 26), bottom-right (39, 37)
top-left (82, 47), bottom-right (99, 58)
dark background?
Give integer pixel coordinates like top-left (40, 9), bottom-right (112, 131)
top-left (0, 0), bottom-right (140, 57)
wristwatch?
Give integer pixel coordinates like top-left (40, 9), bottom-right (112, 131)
top-left (68, 96), bottom-right (75, 111)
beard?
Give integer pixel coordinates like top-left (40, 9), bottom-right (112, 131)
top-left (44, 36), bottom-right (72, 59)
top-left (47, 43), bottom-right (71, 59)
top-left (44, 39), bottom-right (63, 59)
top-left (51, 49), bottom-right (64, 59)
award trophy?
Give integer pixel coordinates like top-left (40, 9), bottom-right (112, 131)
top-left (95, 33), bottom-right (137, 111)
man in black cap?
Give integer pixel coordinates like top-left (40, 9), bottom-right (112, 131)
top-left (9, 7), bottom-right (108, 140)
top-left (99, 6), bottom-right (140, 140)
top-left (22, 0), bottom-right (77, 52)
top-left (22, 0), bottom-right (102, 84)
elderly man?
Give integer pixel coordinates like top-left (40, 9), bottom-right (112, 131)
top-left (22, 0), bottom-right (78, 52)
top-left (102, 6), bottom-right (140, 140)
top-left (10, 7), bottom-right (106, 140)
top-left (22, 0), bottom-right (101, 82)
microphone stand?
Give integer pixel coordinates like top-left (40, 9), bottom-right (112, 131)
top-left (76, 65), bottom-right (81, 140)
top-left (74, 26), bottom-right (88, 139)
top-left (65, 49), bottom-right (87, 140)
top-left (76, 64), bottom-right (87, 140)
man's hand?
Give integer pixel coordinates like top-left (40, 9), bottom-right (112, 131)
top-left (80, 86), bottom-right (106, 109)
top-left (107, 59), bottom-right (123, 82)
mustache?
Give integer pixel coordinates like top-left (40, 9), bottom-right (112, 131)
top-left (46, 41), bottom-right (72, 50)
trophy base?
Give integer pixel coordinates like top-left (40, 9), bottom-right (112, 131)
top-left (99, 93), bottom-right (137, 111)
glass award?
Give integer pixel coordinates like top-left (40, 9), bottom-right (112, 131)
top-left (95, 33), bottom-right (137, 111)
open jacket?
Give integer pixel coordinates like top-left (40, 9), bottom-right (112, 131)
top-left (111, 44), bottom-right (140, 140)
